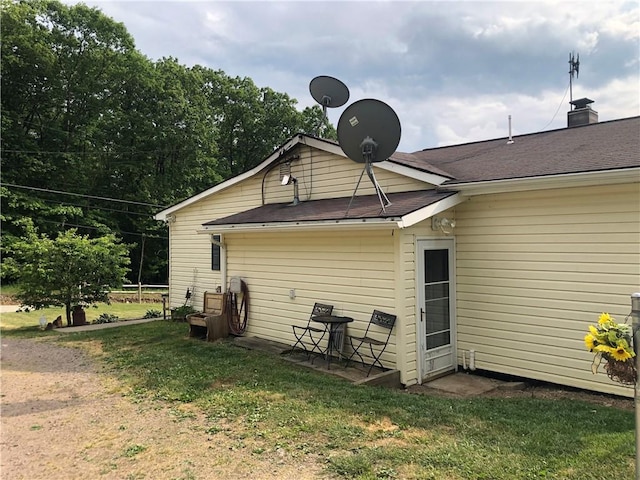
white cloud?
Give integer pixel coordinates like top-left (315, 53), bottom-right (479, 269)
top-left (61, 0), bottom-right (639, 152)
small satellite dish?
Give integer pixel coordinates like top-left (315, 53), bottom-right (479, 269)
top-left (336, 99), bottom-right (401, 214)
top-left (309, 75), bottom-right (350, 109)
top-left (337, 99), bottom-right (401, 164)
top-left (309, 75), bottom-right (349, 136)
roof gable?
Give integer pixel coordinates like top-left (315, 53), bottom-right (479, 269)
top-left (155, 133), bottom-right (448, 221)
top-left (155, 117), bottom-right (639, 221)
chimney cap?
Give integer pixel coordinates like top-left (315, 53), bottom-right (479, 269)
top-left (570, 97), bottom-right (594, 109)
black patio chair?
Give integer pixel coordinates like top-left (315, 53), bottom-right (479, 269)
top-left (290, 303), bottom-right (333, 358)
top-left (345, 310), bottom-right (396, 376)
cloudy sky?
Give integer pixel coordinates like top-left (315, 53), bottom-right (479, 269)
top-left (66, 0), bottom-right (639, 153)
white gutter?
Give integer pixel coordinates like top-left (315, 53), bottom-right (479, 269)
top-left (448, 168), bottom-right (639, 195)
top-left (198, 217), bottom-right (401, 233)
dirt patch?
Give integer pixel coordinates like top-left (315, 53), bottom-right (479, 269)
top-left (0, 338), bottom-right (334, 480)
top-left (407, 378), bottom-right (634, 411)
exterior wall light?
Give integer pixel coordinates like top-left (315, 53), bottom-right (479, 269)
top-left (431, 216), bottom-right (456, 235)
top-left (281, 173), bottom-right (299, 206)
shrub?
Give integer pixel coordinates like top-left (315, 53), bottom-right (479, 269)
top-left (143, 309), bottom-right (162, 319)
top-left (171, 305), bottom-right (197, 321)
top-left (94, 313), bottom-right (119, 324)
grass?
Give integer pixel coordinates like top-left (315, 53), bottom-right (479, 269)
top-left (1, 318), bottom-right (635, 479)
top-left (0, 302), bottom-right (163, 331)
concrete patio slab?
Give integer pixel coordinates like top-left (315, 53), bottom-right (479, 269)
top-left (422, 372), bottom-right (504, 395)
top-left (229, 336), bottom-right (527, 395)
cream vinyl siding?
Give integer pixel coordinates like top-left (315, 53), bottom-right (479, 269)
top-left (166, 174), bottom-right (266, 308)
top-left (223, 229), bottom-right (399, 368)
top-left (455, 183), bottom-right (640, 397)
top-left (264, 147), bottom-right (426, 204)
top-left (166, 144), bottom-right (430, 313)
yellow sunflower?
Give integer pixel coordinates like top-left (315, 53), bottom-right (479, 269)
top-left (610, 345), bottom-right (632, 362)
top-left (594, 344), bottom-right (614, 355)
top-left (584, 334), bottom-right (597, 351)
top-left (588, 325), bottom-right (599, 336)
top-left (598, 313), bottom-right (613, 325)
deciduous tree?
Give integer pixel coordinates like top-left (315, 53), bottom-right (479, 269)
top-left (6, 224), bottom-right (130, 325)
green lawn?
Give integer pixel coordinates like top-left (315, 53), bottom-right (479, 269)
top-left (1, 320), bottom-right (634, 479)
top-left (0, 302), bottom-right (163, 330)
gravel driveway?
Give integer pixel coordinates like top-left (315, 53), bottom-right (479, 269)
top-left (0, 338), bottom-right (332, 480)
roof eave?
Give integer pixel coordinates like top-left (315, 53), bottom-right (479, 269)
top-left (446, 168), bottom-right (640, 195)
top-left (398, 192), bottom-right (466, 228)
top-left (377, 160), bottom-right (450, 186)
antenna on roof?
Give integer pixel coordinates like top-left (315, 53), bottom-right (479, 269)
top-left (309, 76), bottom-right (350, 137)
top-left (568, 52), bottom-right (580, 108)
top-left (337, 99), bottom-right (401, 216)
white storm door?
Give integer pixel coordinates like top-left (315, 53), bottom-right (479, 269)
top-left (417, 239), bottom-right (456, 381)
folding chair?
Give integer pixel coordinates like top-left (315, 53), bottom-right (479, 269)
top-left (290, 303), bottom-right (333, 358)
top-left (345, 310), bottom-right (396, 376)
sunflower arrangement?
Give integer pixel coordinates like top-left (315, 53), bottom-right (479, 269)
top-left (584, 313), bottom-right (636, 385)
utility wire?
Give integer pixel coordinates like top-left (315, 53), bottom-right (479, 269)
top-left (1, 148), bottom-right (187, 156)
top-left (37, 219), bottom-right (168, 240)
top-left (1, 183), bottom-right (168, 208)
top-left (538, 79), bottom-right (571, 132)
top-left (24, 197), bottom-right (155, 216)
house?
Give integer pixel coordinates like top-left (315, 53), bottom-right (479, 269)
top-left (154, 109), bottom-right (640, 397)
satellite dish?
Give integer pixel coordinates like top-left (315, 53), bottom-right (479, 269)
top-left (336, 98), bottom-right (401, 214)
top-left (337, 99), bottom-right (401, 164)
top-left (309, 76), bottom-right (349, 136)
top-left (309, 75), bottom-right (350, 109)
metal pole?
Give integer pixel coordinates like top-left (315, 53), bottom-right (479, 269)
top-left (631, 292), bottom-right (640, 480)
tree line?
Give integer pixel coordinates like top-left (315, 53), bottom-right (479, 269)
top-left (1, 0), bottom-right (336, 284)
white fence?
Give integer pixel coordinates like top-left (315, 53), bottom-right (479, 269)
top-left (111, 284), bottom-right (169, 304)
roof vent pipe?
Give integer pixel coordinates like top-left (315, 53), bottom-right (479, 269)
top-left (507, 115), bottom-right (514, 145)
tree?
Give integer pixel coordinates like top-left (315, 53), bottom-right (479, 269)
top-left (1, 0), bottom-right (340, 285)
top-left (6, 224), bottom-right (130, 325)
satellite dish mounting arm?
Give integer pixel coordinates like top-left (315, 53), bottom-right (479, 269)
top-left (345, 137), bottom-right (391, 216)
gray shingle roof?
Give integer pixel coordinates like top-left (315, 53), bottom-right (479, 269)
top-left (390, 116), bottom-right (640, 184)
top-left (199, 117), bottom-right (638, 228)
top-left (203, 190), bottom-right (456, 227)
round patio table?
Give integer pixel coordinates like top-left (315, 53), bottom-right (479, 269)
top-left (311, 315), bottom-right (353, 370)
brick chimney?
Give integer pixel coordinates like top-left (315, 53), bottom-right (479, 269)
top-left (568, 98), bottom-right (598, 127)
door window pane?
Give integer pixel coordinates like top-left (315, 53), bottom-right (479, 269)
top-left (426, 331), bottom-right (450, 349)
top-left (425, 283), bottom-right (448, 300)
top-left (425, 299), bottom-right (449, 334)
top-left (424, 249), bottom-right (448, 283)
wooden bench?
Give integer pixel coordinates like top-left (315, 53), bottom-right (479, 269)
top-left (186, 292), bottom-right (229, 342)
